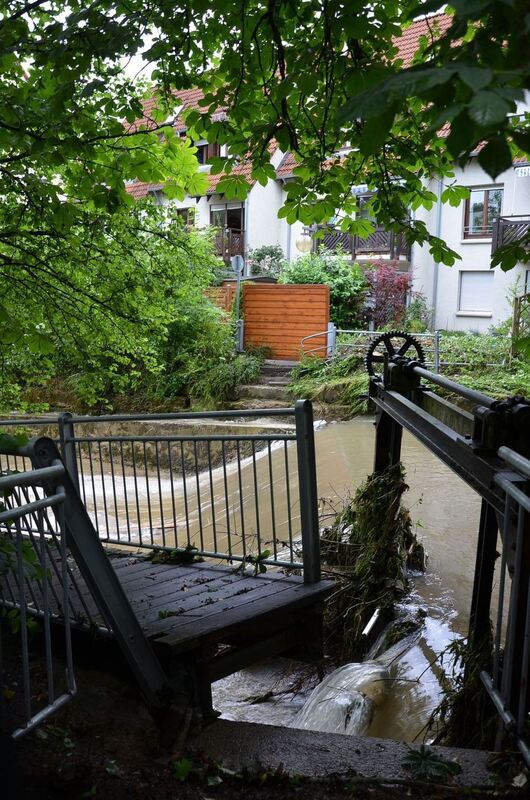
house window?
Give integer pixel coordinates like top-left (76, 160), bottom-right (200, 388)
top-left (463, 187), bottom-right (503, 238)
top-left (357, 193), bottom-right (376, 222)
top-left (149, 189), bottom-right (166, 206)
top-left (195, 141), bottom-right (221, 165)
top-left (210, 205), bottom-right (244, 231)
top-left (458, 271), bottom-right (494, 313)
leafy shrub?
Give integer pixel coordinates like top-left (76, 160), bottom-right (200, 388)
top-left (188, 353), bottom-right (263, 402)
top-left (158, 302), bottom-right (264, 403)
top-left (280, 253), bottom-right (368, 327)
top-left (248, 245), bottom-right (286, 278)
top-left (289, 353), bottom-right (368, 414)
top-left (364, 261), bottom-right (412, 328)
top-left (404, 296), bottom-right (432, 333)
top-left (440, 331), bottom-right (510, 370)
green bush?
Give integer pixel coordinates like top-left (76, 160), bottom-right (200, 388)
top-left (440, 332), bottom-right (510, 370)
top-left (159, 302), bottom-right (264, 403)
top-left (403, 297), bottom-right (432, 333)
top-left (279, 253), bottom-right (368, 328)
top-left (289, 353), bottom-right (368, 414)
top-left (248, 245), bottom-right (286, 278)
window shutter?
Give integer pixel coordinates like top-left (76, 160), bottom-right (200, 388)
top-left (207, 142), bottom-right (221, 159)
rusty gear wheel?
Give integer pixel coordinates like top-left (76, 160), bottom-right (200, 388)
top-left (365, 331), bottom-right (425, 377)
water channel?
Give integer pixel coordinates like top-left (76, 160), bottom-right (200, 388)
top-left (212, 417), bottom-right (482, 742)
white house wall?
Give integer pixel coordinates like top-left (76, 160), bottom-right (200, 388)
top-left (412, 161), bottom-right (530, 331)
top-left (157, 152), bottom-right (530, 331)
top-left (246, 178), bottom-right (284, 253)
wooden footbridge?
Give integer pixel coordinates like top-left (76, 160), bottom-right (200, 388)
top-left (0, 402), bottom-right (331, 735)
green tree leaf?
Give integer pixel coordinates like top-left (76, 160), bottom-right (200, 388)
top-left (468, 91), bottom-right (511, 127)
top-left (478, 137), bottom-right (513, 179)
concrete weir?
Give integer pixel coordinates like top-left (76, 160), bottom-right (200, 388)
top-left (189, 719), bottom-right (493, 786)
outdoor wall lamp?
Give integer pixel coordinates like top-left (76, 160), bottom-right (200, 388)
top-left (295, 225), bottom-right (314, 253)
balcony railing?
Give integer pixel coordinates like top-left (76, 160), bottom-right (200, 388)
top-left (492, 215), bottom-right (530, 254)
top-left (214, 227), bottom-right (245, 262)
top-left (315, 226), bottom-right (411, 261)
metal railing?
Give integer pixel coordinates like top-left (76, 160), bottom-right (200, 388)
top-left (492, 215), bottom-right (530, 254)
top-left (0, 465), bottom-right (76, 738)
top-left (0, 403), bottom-right (321, 582)
top-left (301, 328), bottom-right (510, 373)
top-left (314, 226), bottom-right (411, 261)
top-left (481, 445), bottom-right (530, 766)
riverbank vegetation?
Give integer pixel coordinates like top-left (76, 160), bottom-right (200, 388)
top-left (289, 331), bottom-right (530, 418)
top-left (1, 202), bottom-right (264, 414)
top-left (321, 464), bottom-right (424, 664)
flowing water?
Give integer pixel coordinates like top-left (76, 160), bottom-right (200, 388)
top-left (212, 418), bottom-right (481, 742)
top-left (76, 416), bottom-right (482, 742)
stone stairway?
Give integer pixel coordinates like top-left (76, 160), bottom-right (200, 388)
top-left (237, 359), bottom-right (297, 404)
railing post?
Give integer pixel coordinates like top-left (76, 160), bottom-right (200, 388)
top-left (327, 323), bottom-right (336, 357)
top-left (295, 400), bottom-right (321, 584)
top-left (469, 499), bottom-right (498, 644)
top-left (434, 330), bottom-right (441, 374)
top-left (58, 412), bottom-right (80, 493)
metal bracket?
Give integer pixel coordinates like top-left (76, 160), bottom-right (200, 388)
top-left (472, 397), bottom-right (530, 459)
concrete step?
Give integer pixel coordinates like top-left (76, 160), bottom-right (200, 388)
top-left (227, 399), bottom-right (295, 417)
top-left (261, 359), bottom-right (297, 378)
top-left (238, 384), bottom-right (290, 402)
top-left (258, 375), bottom-right (291, 386)
top-left (190, 719), bottom-right (492, 786)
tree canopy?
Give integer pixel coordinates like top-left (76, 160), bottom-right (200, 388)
top-left (1, 0), bottom-right (530, 325)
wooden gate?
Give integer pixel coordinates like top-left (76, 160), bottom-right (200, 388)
top-left (243, 283), bottom-right (330, 360)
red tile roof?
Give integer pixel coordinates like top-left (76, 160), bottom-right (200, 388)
top-left (125, 181), bottom-right (162, 199)
top-left (393, 13), bottom-right (452, 68)
top-left (276, 152), bottom-right (297, 179)
top-left (126, 88), bottom-right (266, 195)
top-left (207, 161), bottom-right (255, 192)
top-left (125, 87), bottom-right (207, 134)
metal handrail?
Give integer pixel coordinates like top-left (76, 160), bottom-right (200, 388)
top-left (0, 466), bottom-right (77, 738)
top-left (479, 445), bottom-right (530, 767)
top-left (0, 404), bottom-right (321, 583)
top-left (412, 365), bottom-right (496, 408)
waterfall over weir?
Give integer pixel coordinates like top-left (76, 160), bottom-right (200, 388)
top-left (292, 662), bottom-right (390, 737)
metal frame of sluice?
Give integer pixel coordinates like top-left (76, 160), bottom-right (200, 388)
top-left (370, 355), bottom-right (530, 765)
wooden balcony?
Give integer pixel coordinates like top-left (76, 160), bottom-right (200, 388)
top-left (492, 216), bottom-right (530, 254)
top-left (315, 226), bottom-right (411, 261)
top-left (214, 227), bottom-right (245, 262)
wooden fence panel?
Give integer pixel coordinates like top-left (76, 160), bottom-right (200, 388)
top-left (243, 284), bottom-right (330, 360)
top-left (205, 285), bottom-right (237, 314)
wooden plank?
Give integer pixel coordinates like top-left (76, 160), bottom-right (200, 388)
top-left (132, 565), bottom-right (305, 620)
top-left (145, 570), bottom-right (319, 635)
top-left (146, 578), bottom-right (297, 642)
top-left (134, 575), bottom-right (266, 626)
top-left (244, 332), bottom-right (326, 342)
top-left (152, 580), bottom-right (333, 650)
top-left (244, 322), bottom-right (328, 331)
top-left (242, 305), bottom-right (328, 314)
top-left (129, 573), bottom-right (242, 619)
top-left (113, 562), bottom-right (225, 591)
top-left (243, 286), bottom-right (330, 295)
